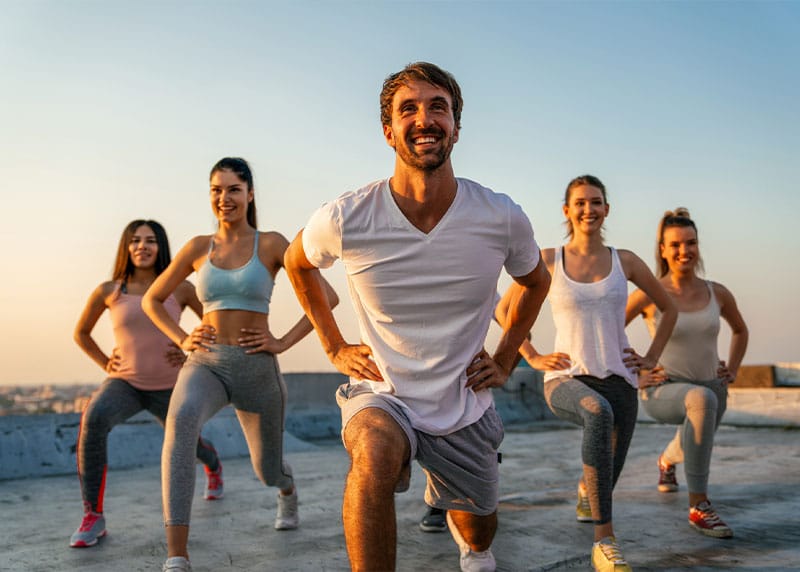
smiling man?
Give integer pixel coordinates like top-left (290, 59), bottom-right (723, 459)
top-left (284, 62), bottom-right (550, 572)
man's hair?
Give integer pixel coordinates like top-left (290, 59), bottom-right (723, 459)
top-left (379, 62), bottom-right (463, 128)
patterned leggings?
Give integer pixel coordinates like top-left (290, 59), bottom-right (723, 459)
top-left (544, 375), bottom-right (638, 525)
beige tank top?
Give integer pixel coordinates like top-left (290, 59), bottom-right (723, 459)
top-left (647, 281), bottom-right (720, 381)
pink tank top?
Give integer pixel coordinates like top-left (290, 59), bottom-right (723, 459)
top-left (108, 289), bottom-right (182, 390)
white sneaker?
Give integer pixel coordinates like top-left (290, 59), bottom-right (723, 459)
top-left (446, 512), bottom-right (496, 572)
top-left (274, 490), bottom-right (299, 530)
top-left (162, 556), bottom-right (192, 571)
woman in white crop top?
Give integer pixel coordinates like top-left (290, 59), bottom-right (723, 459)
top-left (501, 175), bottom-right (676, 572)
top-left (70, 219), bottom-right (222, 550)
top-left (143, 158), bottom-right (339, 572)
top-left (626, 208), bottom-right (748, 539)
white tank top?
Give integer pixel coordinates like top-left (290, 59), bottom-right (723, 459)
top-left (544, 246), bottom-right (636, 386)
top-left (646, 281), bottom-right (720, 381)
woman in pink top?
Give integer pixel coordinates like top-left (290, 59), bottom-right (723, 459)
top-left (626, 208), bottom-right (748, 538)
top-left (70, 220), bottom-right (222, 549)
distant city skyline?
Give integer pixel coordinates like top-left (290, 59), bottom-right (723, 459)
top-left (1, 1), bottom-right (798, 385)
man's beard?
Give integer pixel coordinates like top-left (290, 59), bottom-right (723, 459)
top-left (396, 128), bottom-right (454, 172)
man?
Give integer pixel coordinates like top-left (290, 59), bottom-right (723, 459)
top-left (284, 62), bottom-right (550, 572)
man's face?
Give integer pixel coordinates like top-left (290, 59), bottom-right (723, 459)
top-left (383, 80), bottom-right (459, 172)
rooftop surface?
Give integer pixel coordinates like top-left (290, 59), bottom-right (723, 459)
top-left (3, 423), bottom-right (798, 572)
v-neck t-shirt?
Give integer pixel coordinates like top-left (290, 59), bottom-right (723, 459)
top-left (302, 178), bottom-right (539, 434)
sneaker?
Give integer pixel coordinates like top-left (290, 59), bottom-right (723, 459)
top-left (576, 484), bottom-right (593, 523)
top-left (591, 536), bottom-right (632, 572)
top-left (689, 500), bottom-right (733, 538)
top-left (69, 511), bottom-right (106, 548)
top-left (446, 511), bottom-right (496, 572)
top-left (204, 461), bottom-right (224, 500)
top-left (274, 490), bottom-right (299, 530)
top-left (420, 506), bottom-right (447, 533)
top-left (162, 556), bottom-right (192, 571)
top-left (657, 455), bottom-right (678, 493)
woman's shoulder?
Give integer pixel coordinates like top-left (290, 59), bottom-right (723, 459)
top-left (614, 247), bottom-right (637, 261)
top-left (540, 247), bottom-right (556, 266)
top-left (258, 230), bottom-right (289, 254)
top-left (187, 234), bottom-right (214, 249)
top-left (92, 280), bottom-right (122, 306)
top-left (254, 230), bottom-right (288, 271)
top-left (177, 234), bottom-right (214, 259)
top-left (708, 280), bottom-right (734, 303)
top-left (615, 248), bottom-right (646, 269)
top-left (99, 280), bottom-right (121, 297)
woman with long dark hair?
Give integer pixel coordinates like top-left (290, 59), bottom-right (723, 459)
top-left (143, 158), bottom-right (338, 572)
top-left (71, 219), bottom-right (222, 549)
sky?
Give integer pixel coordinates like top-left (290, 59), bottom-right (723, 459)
top-left (1, 0), bottom-right (798, 386)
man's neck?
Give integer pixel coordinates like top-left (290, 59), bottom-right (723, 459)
top-left (389, 162), bottom-right (457, 234)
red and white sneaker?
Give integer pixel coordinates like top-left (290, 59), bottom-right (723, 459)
top-left (69, 511), bottom-right (106, 547)
top-left (657, 455), bottom-right (678, 493)
top-left (689, 500), bottom-right (733, 538)
top-left (204, 462), bottom-right (224, 500)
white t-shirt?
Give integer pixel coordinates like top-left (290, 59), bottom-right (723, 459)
top-left (303, 178), bottom-right (539, 434)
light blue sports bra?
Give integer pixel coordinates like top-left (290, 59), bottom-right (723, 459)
top-left (196, 232), bottom-right (274, 314)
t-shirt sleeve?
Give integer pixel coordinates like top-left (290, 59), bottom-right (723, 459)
top-left (505, 202), bottom-right (540, 277)
top-left (301, 201), bottom-right (342, 269)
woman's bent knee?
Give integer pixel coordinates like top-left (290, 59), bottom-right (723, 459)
top-left (685, 386), bottom-right (718, 413)
top-left (579, 395), bottom-right (614, 427)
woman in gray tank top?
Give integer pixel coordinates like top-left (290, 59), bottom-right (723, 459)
top-left (626, 208), bottom-right (748, 539)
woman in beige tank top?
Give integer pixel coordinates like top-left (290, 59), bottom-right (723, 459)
top-left (626, 208), bottom-right (749, 538)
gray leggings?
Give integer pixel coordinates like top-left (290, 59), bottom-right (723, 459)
top-left (544, 375), bottom-right (638, 525)
top-left (162, 345), bottom-right (293, 526)
top-left (77, 378), bottom-right (218, 514)
top-left (640, 377), bottom-right (727, 494)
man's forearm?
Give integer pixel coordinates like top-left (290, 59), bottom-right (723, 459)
top-left (493, 266), bottom-right (550, 372)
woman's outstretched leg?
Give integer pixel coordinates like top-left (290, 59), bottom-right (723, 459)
top-left (71, 378), bottom-right (145, 548)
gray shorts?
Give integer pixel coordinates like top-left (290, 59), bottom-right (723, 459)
top-left (336, 383), bottom-right (504, 516)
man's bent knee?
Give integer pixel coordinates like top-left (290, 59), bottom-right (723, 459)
top-left (344, 408), bottom-right (410, 482)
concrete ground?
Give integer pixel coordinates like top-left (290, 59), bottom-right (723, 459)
top-left (2, 423), bottom-right (798, 572)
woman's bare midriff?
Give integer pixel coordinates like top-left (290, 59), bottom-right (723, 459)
top-left (203, 310), bottom-right (270, 345)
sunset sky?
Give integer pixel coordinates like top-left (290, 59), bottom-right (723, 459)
top-left (2, 1), bottom-right (797, 385)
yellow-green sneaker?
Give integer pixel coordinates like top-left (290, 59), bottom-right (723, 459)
top-left (576, 484), bottom-right (593, 523)
top-left (591, 536), bottom-right (632, 572)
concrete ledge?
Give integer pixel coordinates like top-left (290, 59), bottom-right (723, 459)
top-left (637, 387), bottom-right (800, 427)
top-left (3, 371), bottom-right (797, 481)
top-left (734, 364), bottom-right (776, 387)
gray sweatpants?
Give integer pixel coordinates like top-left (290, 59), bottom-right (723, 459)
top-left (162, 345), bottom-right (293, 526)
top-left (544, 375), bottom-right (638, 525)
top-left (640, 377), bottom-right (727, 494)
